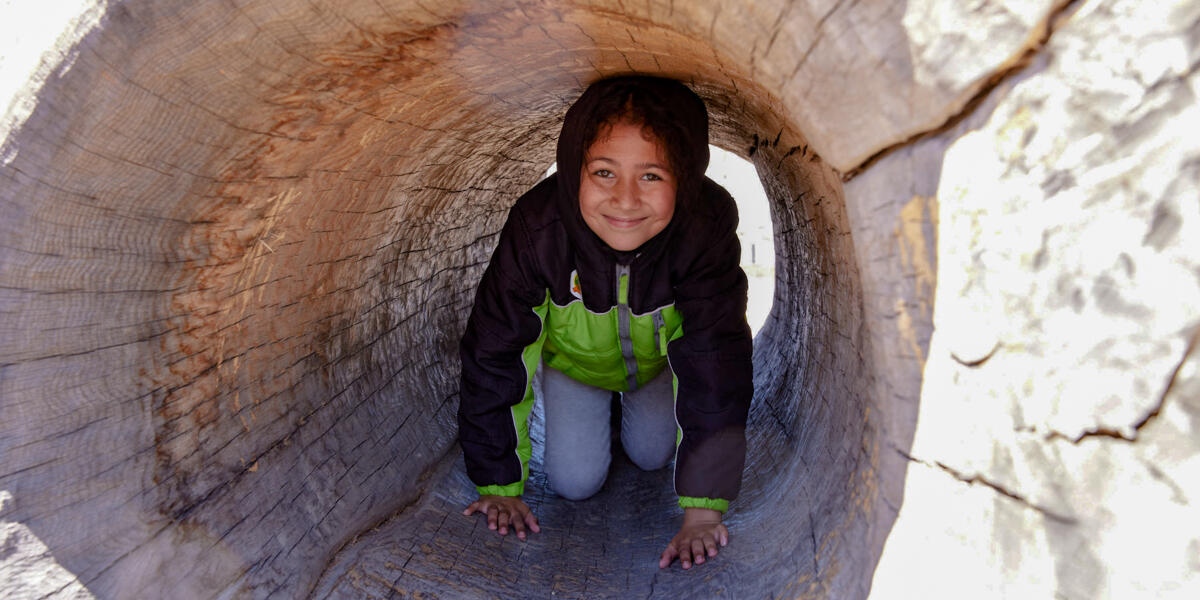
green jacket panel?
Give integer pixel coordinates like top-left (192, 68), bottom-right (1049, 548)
top-left (542, 300), bottom-right (682, 392)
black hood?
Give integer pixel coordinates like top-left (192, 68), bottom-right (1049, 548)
top-left (554, 76), bottom-right (711, 266)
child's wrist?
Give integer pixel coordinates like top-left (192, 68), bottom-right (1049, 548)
top-left (682, 507), bottom-right (722, 524)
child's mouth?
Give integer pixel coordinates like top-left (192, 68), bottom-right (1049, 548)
top-left (604, 215), bottom-right (646, 228)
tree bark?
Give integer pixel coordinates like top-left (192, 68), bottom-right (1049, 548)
top-left (1, 0), bottom-right (1197, 598)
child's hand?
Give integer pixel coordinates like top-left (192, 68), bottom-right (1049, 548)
top-left (658, 507), bottom-right (729, 569)
top-left (462, 495), bottom-right (541, 540)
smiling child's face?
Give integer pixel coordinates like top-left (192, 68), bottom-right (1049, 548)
top-left (578, 121), bottom-right (677, 252)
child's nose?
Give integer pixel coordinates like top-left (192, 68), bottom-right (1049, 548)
top-left (613, 179), bottom-right (639, 208)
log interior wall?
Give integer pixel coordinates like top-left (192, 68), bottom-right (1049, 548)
top-left (4, 1), bottom-right (945, 598)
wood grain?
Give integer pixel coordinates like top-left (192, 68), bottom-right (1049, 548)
top-left (5, 0), bottom-right (1195, 599)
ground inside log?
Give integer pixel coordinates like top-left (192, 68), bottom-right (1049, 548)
top-left (309, 385), bottom-right (813, 599)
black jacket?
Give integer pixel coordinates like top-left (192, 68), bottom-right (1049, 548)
top-left (458, 77), bottom-right (753, 508)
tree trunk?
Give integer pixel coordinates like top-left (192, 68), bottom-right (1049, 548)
top-left (1, 0), bottom-right (1197, 598)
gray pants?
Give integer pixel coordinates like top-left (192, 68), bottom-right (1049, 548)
top-left (541, 366), bottom-right (677, 500)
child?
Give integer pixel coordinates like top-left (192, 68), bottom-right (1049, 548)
top-left (458, 75), bottom-right (753, 570)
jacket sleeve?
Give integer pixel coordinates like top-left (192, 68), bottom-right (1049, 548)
top-left (668, 191), bottom-right (754, 513)
top-left (458, 204), bottom-right (549, 497)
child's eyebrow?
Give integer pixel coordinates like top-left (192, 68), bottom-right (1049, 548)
top-left (585, 156), bottom-right (669, 170)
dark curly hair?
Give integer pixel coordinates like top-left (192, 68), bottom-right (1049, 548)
top-left (557, 76), bottom-right (710, 210)
top-left (581, 89), bottom-right (694, 186)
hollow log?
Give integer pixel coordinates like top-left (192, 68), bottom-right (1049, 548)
top-left (1, 0), bottom-right (1197, 598)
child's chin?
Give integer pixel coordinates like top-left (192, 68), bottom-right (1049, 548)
top-left (600, 235), bottom-right (645, 252)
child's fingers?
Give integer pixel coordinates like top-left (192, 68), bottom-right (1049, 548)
top-left (718, 524), bottom-right (729, 546)
top-left (521, 508), bottom-right (541, 534)
top-left (678, 540), bottom-right (694, 569)
top-left (497, 510), bottom-right (510, 534)
top-left (690, 538), bottom-right (706, 565)
top-left (524, 512), bottom-right (541, 533)
top-left (511, 514), bottom-right (526, 539)
top-left (703, 534), bottom-right (719, 558)
top-left (468, 498), bottom-right (539, 539)
top-left (512, 501), bottom-right (539, 536)
top-left (658, 543), bottom-right (678, 569)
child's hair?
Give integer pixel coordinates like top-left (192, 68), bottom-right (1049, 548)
top-left (562, 76), bottom-right (710, 208)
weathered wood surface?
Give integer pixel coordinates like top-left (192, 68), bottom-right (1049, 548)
top-left (1, 0), bottom-right (1197, 598)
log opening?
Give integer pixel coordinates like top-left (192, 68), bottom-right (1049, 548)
top-left (1, 2), bottom-right (911, 598)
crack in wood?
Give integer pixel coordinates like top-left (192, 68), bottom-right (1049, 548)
top-left (808, 510), bottom-right (820, 579)
top-left (950, 340), bottom-right (1002, 368)
top-left (1033, 324), bottom-right (1200, 444)
top-left (787, 0), bottom-right (855, 80)
top-left (841, 0), bottom-right (1089, 181)
top-left (893, 447), bottom-right (1077, 525)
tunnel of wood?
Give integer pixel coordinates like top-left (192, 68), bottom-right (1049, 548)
top-left (2, 1), bottom-right (1198, 599)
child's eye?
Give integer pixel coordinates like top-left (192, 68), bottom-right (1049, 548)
top-left (641, 173), bottom-right (662, 181)
top-left (593, 169), bottom-right (613, 178)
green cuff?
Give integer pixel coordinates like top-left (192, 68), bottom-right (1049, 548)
top-left (678, 496), bottom-right (729, 513)
top-left (476, 482), bottom-right (524, 497)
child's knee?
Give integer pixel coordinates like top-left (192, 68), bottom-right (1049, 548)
top-left (548, 463), bottom-right (609, 500)
top-left (623, 437), bottom-right (674, 472)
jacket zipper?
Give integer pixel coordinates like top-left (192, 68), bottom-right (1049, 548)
top-left (653, 310), bottom-right (667, 356)
top-left (615, 263), bottom-right (639, 391)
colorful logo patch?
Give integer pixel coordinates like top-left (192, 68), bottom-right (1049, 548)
top-left (570, 269), bottom-right (583, 300)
